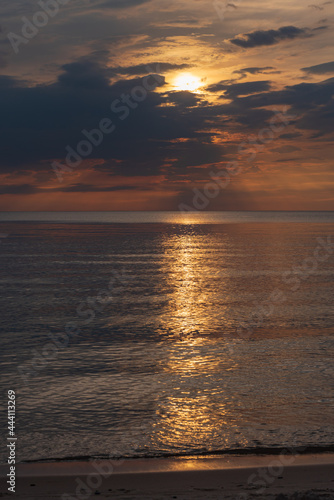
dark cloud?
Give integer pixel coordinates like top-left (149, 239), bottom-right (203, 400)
top-left (166, 141), bottom-right (225, 172)
top-left (236, 77), bottom-right (334, 136)
top-left (230, 26), bottom-right (309, 49)
top-left (165, 90), bottom-right (202, 107)
top-left (280, 132), bottom-right (302, 139)
top-left (238, 77), bottom-right (334, 109)
top-left (207, 80), bottom-right (272, 97)
top-left (59, 183), bottom-right (140, 192)
top-left (308, 2), bottom-right (332, 10)
top-left (234, 67), bottom-right (275, 74)
top-left (0, 48), bottom-right (8, 70)
top-left (0, 58), bottom-right (229, 178)
top-left (0, 184), bottom-right (38, 195)
top-left (271, 145), bottom-right (301, 153)
top-left (1, 54), bottom-right (333, 185)
top-left (0, 60), bottom-right (166, 173)
top-left (99, 0), bottom-right (150, 8)
top-left (0, 183), bottom-right (141, 195)
top-left (233, 67), bottom-right (281, 78)
top-left (312, 25), bottom-right (328, 31)
top-left (302, 61), bottom-right (334, 74)
top-left (274, 158), bottom-right (300, 163)
top-left (58, 61), bottom-right (112, 89)
top-left (0, 75), bottom-right (22, 88)
top-left (113, 63), bottom-right (191, 76)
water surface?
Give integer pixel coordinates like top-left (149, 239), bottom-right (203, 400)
top-left (0, 214), bottom-right (333, 462)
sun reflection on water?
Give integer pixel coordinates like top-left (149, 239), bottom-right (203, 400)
top-left (157, 230), bottom-right (229, 337)
top-left (150, 229), bottom-right (240, 453)
top-left (152, 338), bottom-right (240, 453)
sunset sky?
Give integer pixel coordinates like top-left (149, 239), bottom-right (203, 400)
top-left (0, 0), bottom-right (333, 211)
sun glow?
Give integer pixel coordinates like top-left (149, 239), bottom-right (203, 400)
top-left (173, 73), bottom-right (202, 92)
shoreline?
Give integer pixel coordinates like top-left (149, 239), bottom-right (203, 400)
top-left (14, 444), bottom-right (334, 464)
top-left (4, 451), bottom-right (334, 475)
top-left (1, 453), bottom-right (334, 499)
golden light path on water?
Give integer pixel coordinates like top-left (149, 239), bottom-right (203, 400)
top-left (150, 230), bottom-right (242, 453)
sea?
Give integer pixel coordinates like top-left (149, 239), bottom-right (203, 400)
top-left (0, 211), bottom-right (333, 463)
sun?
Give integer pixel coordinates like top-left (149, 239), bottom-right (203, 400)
top-left (173, 73), bottom-right (202, 92)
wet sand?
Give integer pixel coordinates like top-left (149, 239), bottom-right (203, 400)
top-left (1, 453), bottom-right (334, 499)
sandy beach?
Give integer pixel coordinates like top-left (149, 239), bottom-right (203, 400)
top-left (1, 453), bottom-right (334, 500)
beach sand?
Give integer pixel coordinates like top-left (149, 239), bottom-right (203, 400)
top-left (1, 453), bottom-right (334, 500)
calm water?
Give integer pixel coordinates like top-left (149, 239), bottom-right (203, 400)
top-left (0, 212), bottom-right (334, 463)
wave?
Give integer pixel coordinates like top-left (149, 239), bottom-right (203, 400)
top-left (21, 444), bottom-right (334, 464)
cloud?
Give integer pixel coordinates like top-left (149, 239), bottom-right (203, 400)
top-left (0, 57), bottom-right (231, 179)
top-left (0, 184), bottom-right (38, 195)
top-left (0, 75), bottom-right (22, 88)
top-left (280, 132), bottom-right (302, 139)
top-left (165, 90), bottom-right (202, 107)
top-left (0, 183), bottom-right (141, 195)
top-left (233, 67), bottom-right (281, 78)
top-left (236, 77), bottom-right (334, 136)
top-left (58, 60), bottom-right (112, 89)
top-left (271, 145), bottom-right (301, 153)
top-left (227, 3), bottom-right (238, 9)
top-left (207, 80), bottom-right (272, 97)
top-left (58, 183), bottom-right (140, 192)
top-left (238, 77), bottom-right (334, 109)
top-left (302, 61), bottom-right (334, 74)
top-left (99, 0), bottom-right (151, 8)
top-left (230, 26), bottom-right (310, 49)
top-left (1, 53), bottom-right (333, 188)
top-left (308, 1), bottom-right (333, 10)
top-left (113, 62), bottom-right (191, 76)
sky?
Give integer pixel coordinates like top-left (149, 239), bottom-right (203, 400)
top-left (0, 0), bottom-right (333, 211)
